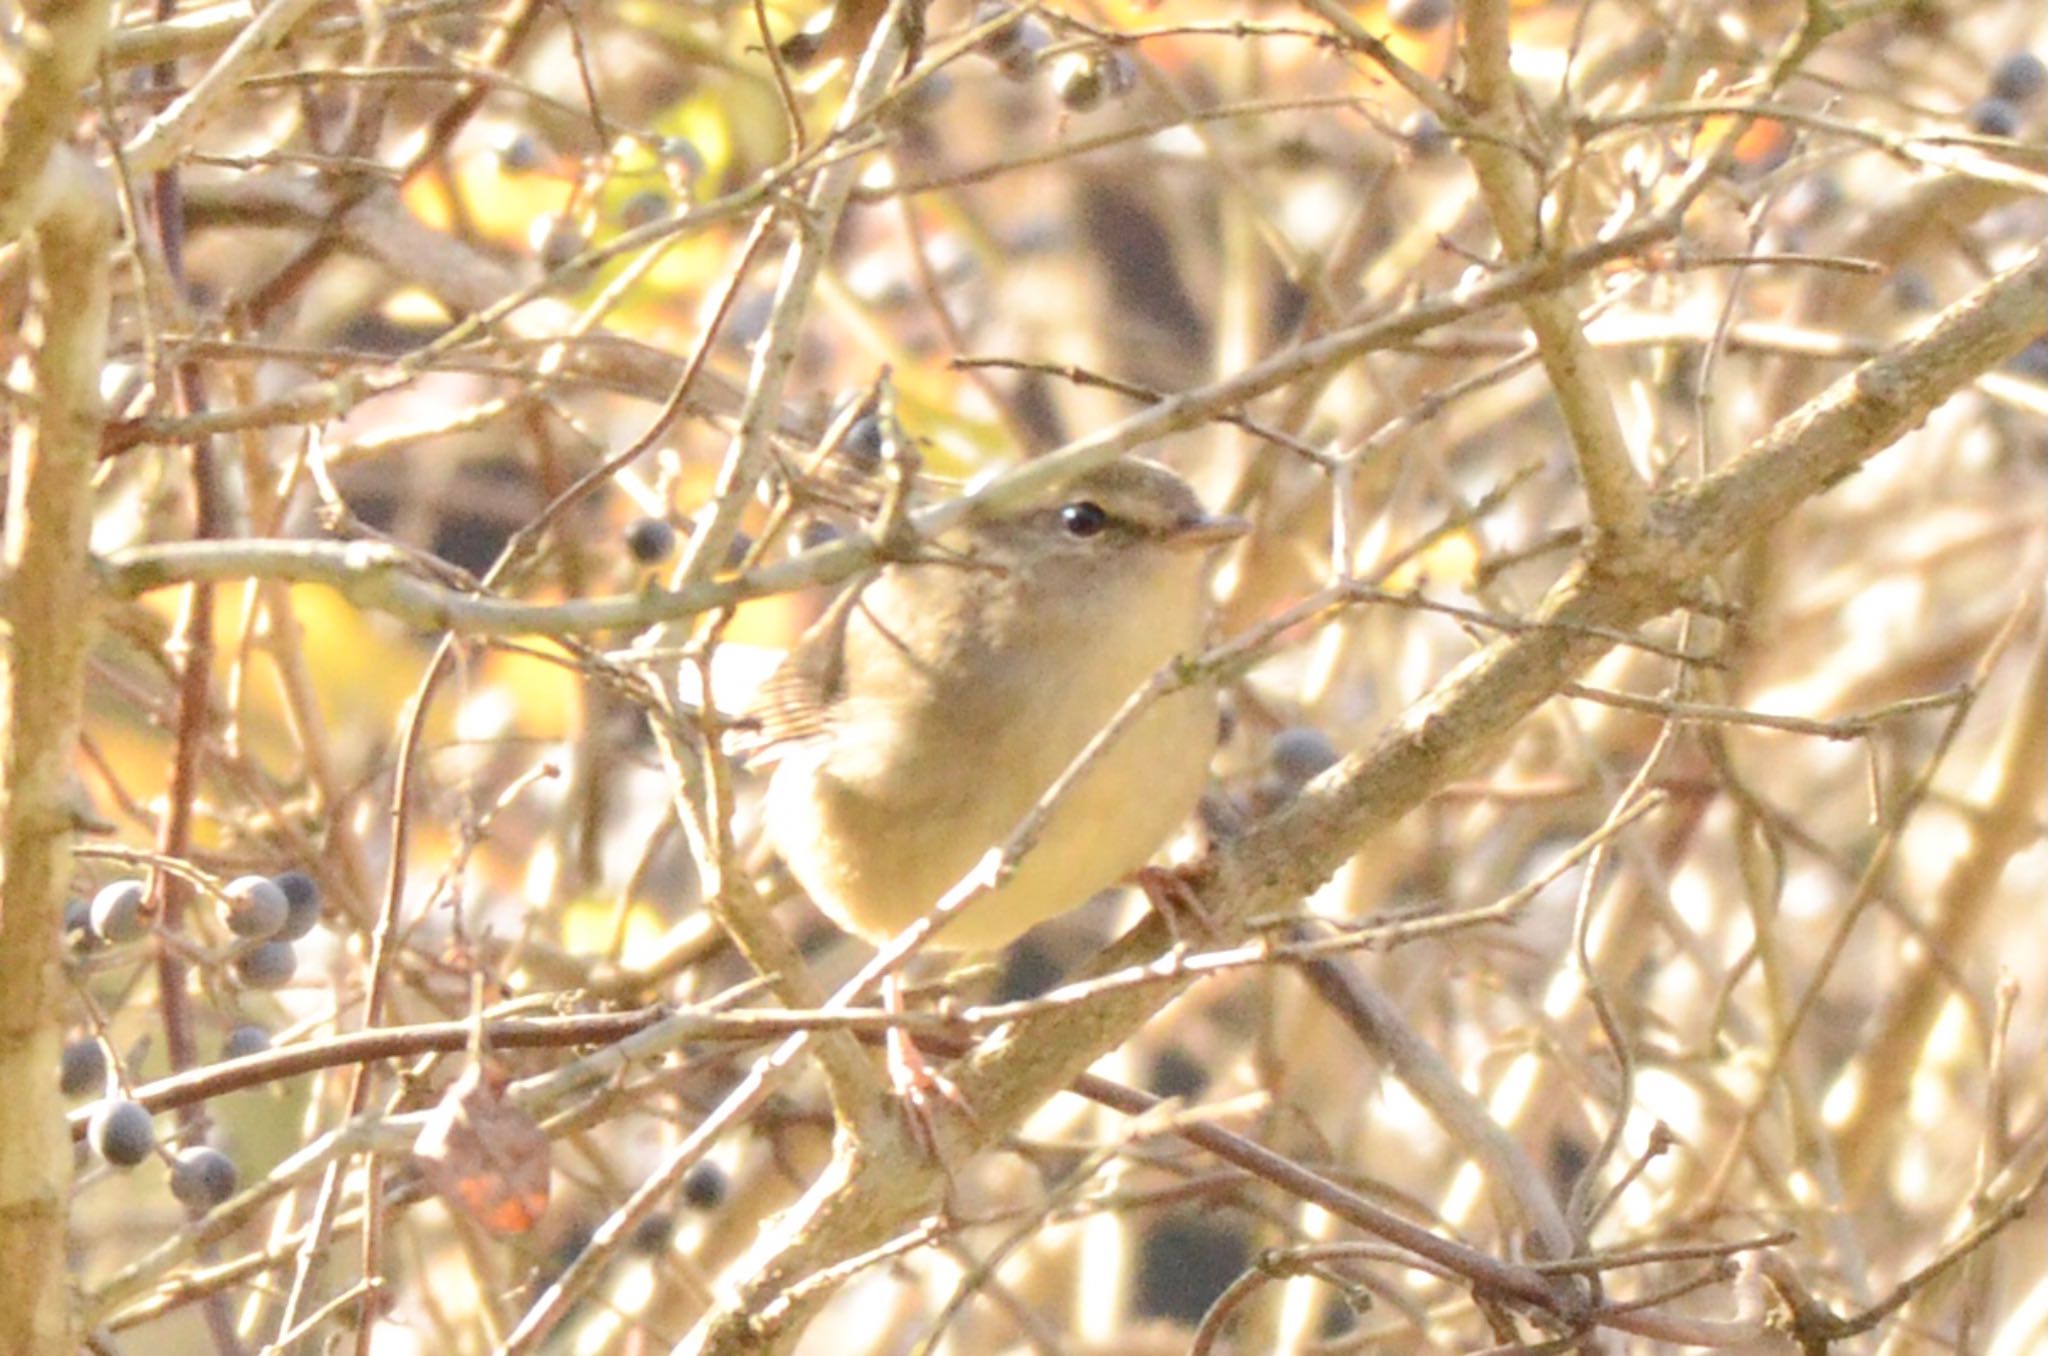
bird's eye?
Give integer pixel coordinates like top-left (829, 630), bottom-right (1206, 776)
top-left (1060, 500), bottom-right (1110, 538)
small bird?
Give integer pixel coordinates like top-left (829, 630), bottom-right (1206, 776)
top-left (754, 457), bottom-right (1246, 955)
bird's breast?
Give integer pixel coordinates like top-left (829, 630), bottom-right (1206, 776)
top-left (765, 564), bottom-right (1217, 949)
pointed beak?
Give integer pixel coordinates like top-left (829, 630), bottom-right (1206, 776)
top-left (1164, 510), bottom-right (1251, 551)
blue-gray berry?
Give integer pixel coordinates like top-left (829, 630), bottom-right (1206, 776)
top-left (681, 1161), bottom-right (729, 1209)
top-left (534, 215), bottom-right (587, 272)
top-left (496, 133), bottom-right (544, 174)
top-left (996, 18), bottom-right (1050, 80)
top-left (626, 517), bottom-right (679, 565)
top-left (799, 519), bottom-right (844, 550)
top-left (2007, 338), bottom-right (2048, 381)
top-left (971, 1), bottom-right (1022, 59)
top-left (619, 189), bottom-right (669, 230)
top-left (223, 875), bottom-right (289, 939)
top-left (64, 896), bottom-right (103, 952)
top-left (1268, 726), bottom-right (1340, 787)
top-left (60, 1038), bottom-right (108, 1098)
top-left (659, 138), bottom-right (706, 179)
top-left (232, 939), bottom-right (298, 990)
top-left (90, 880), bottom-right (149, 944)
top-left (1389, 0), bottom-right (1451, 31)
top-left (89, 1099), bottom-right (156, 1167)
top-left (631, 1211), bottom-right (675, 1253)
top-left (841, 415), bottom-right (885, 471)
top-left (1147, 1045), bottom-right (1209, 1100)
top-left (1967, 97), bottom-right (2021, 137)
top-left (169, 1146), bottom-right (239, 1208)
top-left (272, 870), bottom-right (321, 941)
top-left (222, 1024), bottom-right (273, 1061)
top-left (1989, 53), bottom-right (2046, 105)
top-left (1404, 110), bottom-right (1451, 158)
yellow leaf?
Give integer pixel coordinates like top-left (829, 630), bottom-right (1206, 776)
top-left (557, 895), bottom-right (668, 964)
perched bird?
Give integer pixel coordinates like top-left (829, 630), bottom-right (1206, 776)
top-left (754, 457), bottom-right (1245, 954)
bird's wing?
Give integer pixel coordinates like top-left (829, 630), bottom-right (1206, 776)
top-left (736, 579), bottom-right (869, 758)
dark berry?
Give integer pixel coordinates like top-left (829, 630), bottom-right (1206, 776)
top-left (1989, 52), bottom-right (2046, 105)
top-left (898, 68), bottom-right (954, 117)
top-left (1403, 109), bottom-right (1451, 158)
top-left (1101, 50), bottom-right (1137, 98)
top-left (222, 875), bottom-right (289, 939)
top-left (496, 133), bottom-right (545, 174)
top-left (168, 1147), bottom-right (238, 1212)
top-left (1147, 1045), bottom-right (1209, 1100)
top-left (1052, 52), bottom-right (1107, 113)
top-left (169, 1146), bottom-right (239, 1208)
top-left (64, 896), bottom-right (103, 952)
top-left (1966, 97), bottom-right (2021, 137)
top-left (995, 939), bottom-right (1062, 1003)
top-left (222, 1024), bottom-right (272, 1061)
top-left (681, 1160), bottom-right (729, 1210)
top-left (971, 0), bottom-right (1022, 59)
top-left (547, 1221), bottom-right (596, 1275)
top-left (776, 28), bottom-right (824, 67)
top-left (90, 880), bottom-right (148, 944)
top-left (798, 519), bottom-right (844, 550)
top-left (89, 1099), bottom-right (156, 1167)
top-left (2007, 338), bottom-right (2048, 381)
top-left (232, 939), bottom-right (298, 990)
top-left (841, 415), bottom-right (885, 471)
top-left (1889, 268), bottom-right (1936, 312)
top-left (619, 189), bottom-right (669, 229)
top-left (996, 18), bottom-right (1050, 80)
top-left (625, 517), bottom-right (678, 565)
top-left (659, 137), bottom-right (707, 180)
top-left (534, 214), bottom-right (588, 272)
top-left (1268, 726), bottom-right (1339, 787)
top-left (272, 870), bottom-right (321, 941)
top-left (1388, 0), bottom-right (1452, 32)
top-left (1134, 1216), bottom-right (1250, 1324)
top-left (630, 1211), bottom-right (675, 1253)
top-left (60, 1038), bottom-right (107, 1098)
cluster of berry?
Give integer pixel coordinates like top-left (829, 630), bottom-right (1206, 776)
top-left (1966, 51), bottom-right (2046, 137)
top-left (969, 2), bottom-right (1138, 114)
top-left (59, 869), bottom-right (323, 1208)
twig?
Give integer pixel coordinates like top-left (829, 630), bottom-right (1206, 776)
top-left (122, 0), bottom-right (328, 176)
top-left (102, 216), bottom-right (1686, 634)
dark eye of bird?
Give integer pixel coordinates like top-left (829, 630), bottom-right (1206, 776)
top-left (1060, 500), bottom-right (1110, 538)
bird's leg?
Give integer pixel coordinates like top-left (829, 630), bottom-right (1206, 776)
top-left (1131, 862), bottom-right (1219, 944)
top-left (884, 971), bottom-right (975, 1152)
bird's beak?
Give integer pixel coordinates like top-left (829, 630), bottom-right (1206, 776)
top-left (1164, 511), bottom-right (1251, 550)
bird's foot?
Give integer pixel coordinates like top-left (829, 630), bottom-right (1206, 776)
top-left (1132, 862), bottom-right (1219, 944)
top-left (886, 1024), bottom-right (978, 1155)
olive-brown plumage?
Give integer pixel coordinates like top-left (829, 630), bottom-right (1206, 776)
top-left (757, 459), bottom-right (1243, 951)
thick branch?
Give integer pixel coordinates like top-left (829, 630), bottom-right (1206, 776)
top-left (0, 146), bottom-right (116, 1356)
top-left (1458, 0), bottom-right (1650, 547)
top-left (0, 0), bottom-right (111, 241)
